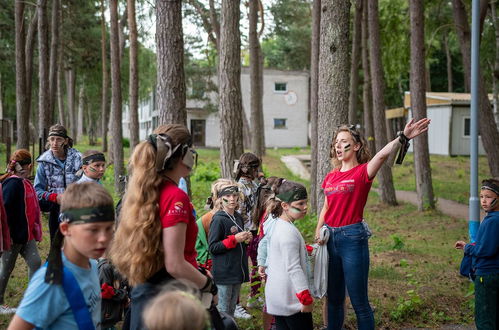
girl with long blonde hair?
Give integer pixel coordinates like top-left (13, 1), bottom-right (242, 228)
top-left (109, 124), bottom-right (216, 330)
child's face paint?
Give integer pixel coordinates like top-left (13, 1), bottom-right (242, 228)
top-left (84, 161), bottom-right (106, 180)
top-left (285, 199), bottom-right (308, 220)
top-left (343, 143), bottom-right (351, 152)
top-left (480, 189), bottom-right (499, 212)
top-left (222, 193), bottom-right (239, 211)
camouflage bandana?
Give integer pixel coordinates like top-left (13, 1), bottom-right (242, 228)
top-left (48, 127), bottom-right (69, 139)
top-left (218, 186), bottom-right (239, 198)
top-left (59, 205), bottom-right (115, 224)
top-left (82, 153), bottom-right (106, 165)
top-left (276, 187), bottom-right (308, 203)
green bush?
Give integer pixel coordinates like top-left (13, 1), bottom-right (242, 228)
top-left (192, 162), bottom-right (219, 182)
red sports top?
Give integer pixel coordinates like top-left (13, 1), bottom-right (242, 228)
top-left (159, 180), bottom-right (198, 268)
top-left (321, 163), bottom-right (373, 227)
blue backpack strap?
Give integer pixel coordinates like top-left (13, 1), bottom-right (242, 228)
top-left (42, 262), bottom-right (95, 330)
top-left (62, 266), bottom-right (95, 330)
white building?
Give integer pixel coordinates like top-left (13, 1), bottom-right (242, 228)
top-left (404, 92), bottom-right (491, 156)
top-left (123, 68), bottom-right (310, 148)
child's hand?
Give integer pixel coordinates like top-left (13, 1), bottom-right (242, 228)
top-left (235, 232), bottom-right (250, 243)
top-left (301, 303), bottom-right (313, 313)
top-left (258, 266), bottom-right (266, 280)
top-left (455, 241), bottom-right (466, 250)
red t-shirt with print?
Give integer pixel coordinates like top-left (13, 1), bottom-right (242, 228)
top-left (321, 163), bottom-right (373, 227)
top-left (159, 180), bottom-right (198, 268)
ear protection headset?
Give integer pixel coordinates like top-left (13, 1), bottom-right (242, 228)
top-left (148, 134), bottom-right (197, 172)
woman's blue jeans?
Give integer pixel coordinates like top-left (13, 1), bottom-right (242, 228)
top-left (326, 222), bottom-right (374, 330)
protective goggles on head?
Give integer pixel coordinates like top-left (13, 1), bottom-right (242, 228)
top-left (182, 147), bottom-right (198, 170)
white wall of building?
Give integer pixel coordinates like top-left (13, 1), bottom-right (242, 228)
top-left (450, 106), bottom-right (486, 156)
top-left (125, 68), bottom-right (310, 148)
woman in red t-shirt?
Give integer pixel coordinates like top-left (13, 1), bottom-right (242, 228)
top-left (315, 119), bottom-right (430, 330)
top-left (110, 124), bottom-right (216, 330)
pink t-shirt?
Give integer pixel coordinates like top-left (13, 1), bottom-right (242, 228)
top-left (321, 163), bottom-right (373, 227)
top-left (159, 180), bottom-right (198, 268)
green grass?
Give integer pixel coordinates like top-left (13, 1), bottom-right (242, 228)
top-left (389, 153), bottom-right (491, 204)
top-left (0, 142), bottom-right (477, 328)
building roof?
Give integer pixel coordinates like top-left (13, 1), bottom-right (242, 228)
top-left (385, 107), bottom-right (407, 119)
top-left (404, 92), bottom-right (494, 108)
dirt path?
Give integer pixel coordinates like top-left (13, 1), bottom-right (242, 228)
top-left (381, 189), bottom-right (485, 220)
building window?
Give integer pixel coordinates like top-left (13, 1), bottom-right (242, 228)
top-left (464, 117), bottom-right (480, 137)
top-left (274, 118), bottom-right (287, 129)
top-left (274, 82), bottom-right (287, 93)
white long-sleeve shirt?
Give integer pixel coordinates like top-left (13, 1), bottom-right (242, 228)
top-left (265, 218), bottom-right (311, 316)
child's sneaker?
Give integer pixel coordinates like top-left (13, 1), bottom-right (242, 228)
top-left (234, 304), bottom-right (252, 319)
top-left (246, 296), bottom-right (263, 308)
top-left (0, 305), bottom-right (16, 314)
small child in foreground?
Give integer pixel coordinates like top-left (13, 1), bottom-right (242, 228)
top-left (8, 182), bottom-right (115, 330)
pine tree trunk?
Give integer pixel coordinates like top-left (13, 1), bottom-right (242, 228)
top-left (368, 0), bottom-right (397, 205)
top-left (100, 0), bottom-right (109, 152)
top-left (249, 0), bottom-right (265, 158)
top-left (77, 82), bottom-right (85, 140)
top-left (443, 33), bottom-right (453, 92)
top-left (310, 0), bottom-right (321, 213)
top-left (57, 52), bottom-right (65, 126)
top-left (317, 0), bottom-right (351, 211)
top-left (156, 0), bottom-right (187, 125)
top-left (410, 0), bottom-right (435, 210)
top-left (349, 0), bottom-right (362, 125)
top-left (0, 74), bottom-right (3, 119)
top-left (452, 0), bottom-right (499, 178)
top-left (128, 0), bottom-right (139, 150)
top-left (49, 0), bottom-right (60, 124)
top-left (57, 5), bottom-right (65, 127)
top-left (65, 66), bottom-right (76, 142)
top-left (119, 5), bottom-right (127, 61)
top-left (25, 11), bottom-right (37, 142)
top-left (15, 0), bottom-right (30, 149)
top-left (491, 0), bottom-right (499, 123)
top-left (38, 0), bottom-right (50, 138)
top-left (219, 0), bottom-right (244, 179)
top-left (361, 0), bottom-right (375, 154)
top-left (110, 0), bottom-right (125, 195)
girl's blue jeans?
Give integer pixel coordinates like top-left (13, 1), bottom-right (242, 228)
top-left (326, 221), bottom-right (374, 330)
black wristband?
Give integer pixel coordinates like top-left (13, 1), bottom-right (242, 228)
top-left (200, 275), bottom-right (211, 291)
top-left (200, 275), bottom-right (218, 296)
top-left (397, 131), bottom-right (409, 144)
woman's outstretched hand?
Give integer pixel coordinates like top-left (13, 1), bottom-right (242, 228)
top-left (403, 118), bottom-right (431, 139)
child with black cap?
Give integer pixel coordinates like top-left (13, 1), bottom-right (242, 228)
top-left (8, 182), bottom-right (115, 330)
top-left (455, 178), bottom-right (499, 330)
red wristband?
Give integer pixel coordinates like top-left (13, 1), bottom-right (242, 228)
top-left (296, 289), bottom-right (314, 305)
top-left (48, 193), bottom-right (58, 203)
top-left (222, 235), bottom-right (237, 249)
